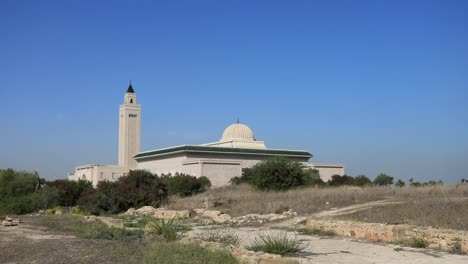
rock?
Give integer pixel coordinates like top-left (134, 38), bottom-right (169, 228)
top-left (2, 221), bottom-right (12, 226)
top-left (194, 208), bottom-right (206, 214)
top-left (136, 206), bottom-right (158, 216)
top-left (11, 219), bottom-right (20, 226)
top-left (122, 208), bottom-right (136, 216)
top-left (5, 216), bottom-right (13, 221)
top-left (98, 217), bottom-right (124, 229)
top-left (84, 215), bottom-right (97, 223)
top-left (153, 209), bottom-right (190, 220)
top-left (202, 210), bottom-right (223, 218)
top-left (55, 209), bottom-right (63, 215)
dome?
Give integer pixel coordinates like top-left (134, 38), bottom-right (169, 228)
top-left (221, 123), bottom-right (255, 141)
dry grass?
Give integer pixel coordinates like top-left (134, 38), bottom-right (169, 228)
top-left (168, 184), bottom-right (468, 230)
top-left (334, 195), bottom-right (468, 230)
top-left (168, 184), bottom-right (390, 216)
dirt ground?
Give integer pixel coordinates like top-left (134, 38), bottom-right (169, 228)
top-left (0, 216), bottom-right (144, 264)
top-left (1, 202), bottom-right (468, 264)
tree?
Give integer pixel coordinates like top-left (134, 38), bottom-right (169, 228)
top-left (328, 175), bottom-right (355, 186)
top-left (354, 175), bottom-right (372, 186)
top-left (303, 169), bottom-right (324, 186)
top-left (409, 178), bottom-right (421, 187)
top-left (78, 170), bottom-right (168, 214)
top-left (373, 173), bottom-right (393, 186)
top-left (46, 179), bottom-right (92, 206)
top-left (161, 173), bottom-right (211, 197)
top-left (246, 157), bottom-right (311, 191)
top-left (395, 179), bottom-right (405, 188)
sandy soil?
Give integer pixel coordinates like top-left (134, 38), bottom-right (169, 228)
top-left (0, 217), bottom-right (143, 264)
top-left (188, 221), bottom-right (468, 264)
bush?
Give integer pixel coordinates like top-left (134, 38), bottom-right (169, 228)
top-left (328, 174), bottom-right (355, 186)
top-left (145, 218), bottom-right (178, 241)
top-left (395, 179), bottom-right (406, 188)
top-left (354, 175), bottom-right (372, 186)
top-left (46, 179), bottom-right (92, 207)
top-left (374, 173), bottom-right (393, 186)
top-left (394, 237), bottom-right (429, 248)
top-left (246, 233), bottom-right (306, 255)
top-left (78, 170), bottom-right (168, 215)
top-left (244, 157), bottom-right (312, 191)
top-left (303, 169), bottom-right (324, 186)
top-left (0, 169), bottom-right (39, 200)
top-left (161, 173), bottom-right (211, 197)
top-left (0, 169), bottom-right (58, 215)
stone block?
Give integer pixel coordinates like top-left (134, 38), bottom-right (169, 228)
top-left (98, 217), bottom-right (124, 229)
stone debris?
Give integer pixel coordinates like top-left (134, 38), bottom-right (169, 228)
top-left (84, 215), bottom-right (97, 223)
top-left (98, 217), bottom-right (124, 229)
top-left (2, 216), bottom-right (20, 227)
top-left (122, 206), bottom-right (190, 220)
top-left (193, 209), bottom-right (297, 225)
top-left (306, 217), bottom-right (468, 254)
top-left (184, 238), bottom-right (299, 264)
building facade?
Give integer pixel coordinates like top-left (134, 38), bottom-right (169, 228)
top-left (68, 83), bottom-right (140, 185)
top-left (69, 84), bottom-right (344, 187)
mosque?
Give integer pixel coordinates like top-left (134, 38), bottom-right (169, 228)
top-left (68, 84), bottom-right (344, 187)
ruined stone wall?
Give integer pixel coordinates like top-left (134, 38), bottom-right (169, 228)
top-left (306, 218), bottom-right (467, 254)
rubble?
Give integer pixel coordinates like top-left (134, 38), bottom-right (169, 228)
top-left (2, 216), bottom-right (20, 227)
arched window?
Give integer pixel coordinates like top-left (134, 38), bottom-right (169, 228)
top-left (130, 99), bottom-right (133, 104)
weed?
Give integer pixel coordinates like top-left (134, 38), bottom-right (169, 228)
top-left (199, 230), bottom-right (240, 245)
top-left (394, 237), bottom-right (429, 248)
top-left (144, 241), bottom-right (239, 264)
top-left (70, 207), bottom-right (90, 216)
top-left (145, 218), bottom-right (179, 241)
top-left (303, 228), bottom-right (336, 237)
top-left (449, 239), bottom-right (465, 255)
top-left (394, 247), bottom-right (403, 252)
top-left (246, 233), bottom-right (307, 255)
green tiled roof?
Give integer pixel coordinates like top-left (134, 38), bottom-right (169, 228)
top-left (134, 145), bottom-right (312, 159)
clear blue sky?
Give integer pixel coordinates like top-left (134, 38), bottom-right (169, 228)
top-left (1, 0), bottom-right (467, 183)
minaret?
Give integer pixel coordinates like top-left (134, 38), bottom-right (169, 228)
top-left (118, 81), bottom-right (141, 169)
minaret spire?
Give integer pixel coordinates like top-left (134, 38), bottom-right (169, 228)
top-left (126, 80), bottom-right (135, 93)
top-left (237, 117), bottom-right (240, 124)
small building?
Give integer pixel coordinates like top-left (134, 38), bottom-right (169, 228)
top-left (69, 84), bottom-right (344, 186)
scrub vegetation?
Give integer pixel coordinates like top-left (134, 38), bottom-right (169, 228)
top-left (0, 169), bottom-right (211, 216)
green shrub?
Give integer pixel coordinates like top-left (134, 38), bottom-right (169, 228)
top-left (245, 157), bottom-right (312, 191)
top-left (144, 241), bottom-right (239, 264)
top-left (78, 170), bottom-right (168, 215)
top-left (303, 169), bottom-right (324, 186)
top-left (46, 179), bottom-right (92, 207)
top-left (70, 207), bottom-right (91, 216)
top-left (354, 175), bottom-right (372, 186)
top-left (374, 173), bottom-right (394, 186)
top-left (246, 233), bottom-right (306, 255)
top-left (145, 218), bottom-right (178, 241)
top-left (161, 173), bottom-right (211, 197)
top-left (328, 174), bottom-right (355, 186)
top-left (395, 179), bottom-right (406, 187)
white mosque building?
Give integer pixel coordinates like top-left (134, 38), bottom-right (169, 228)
top-left (68, 83), bottom-right (344, 187)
